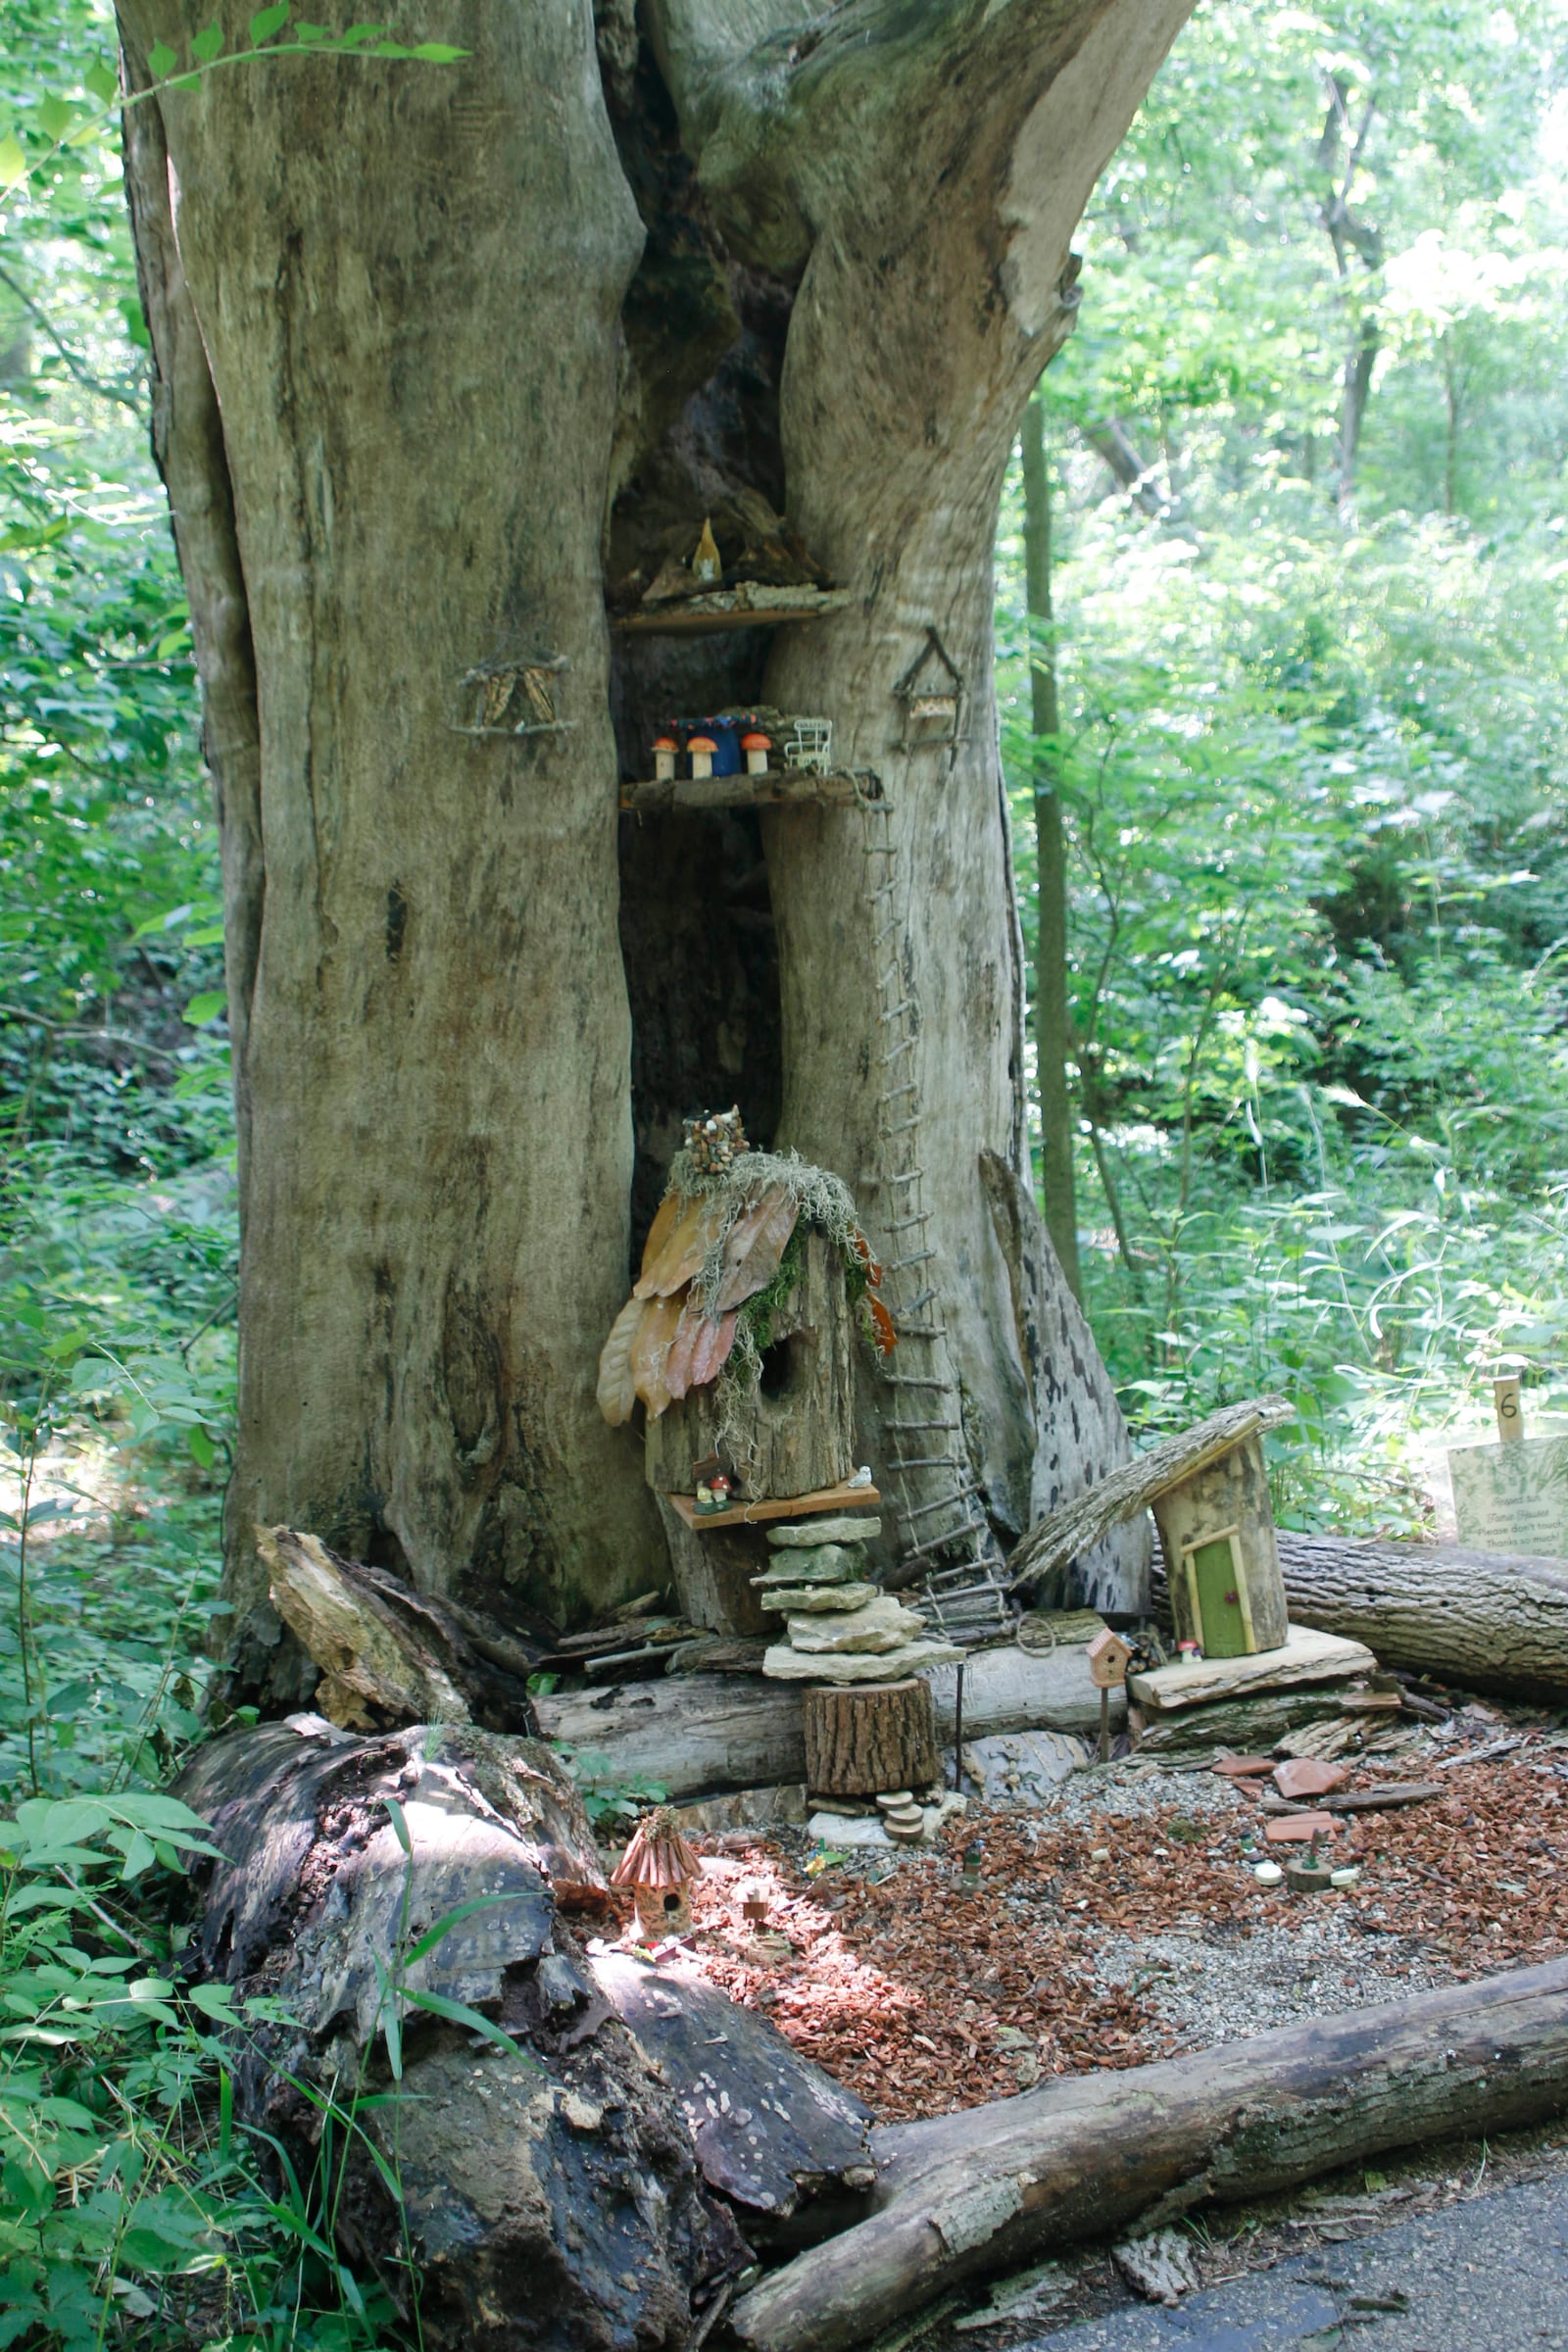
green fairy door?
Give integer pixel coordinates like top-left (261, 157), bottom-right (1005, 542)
top-left (1187, 1537), bottom-right (1250, 1658)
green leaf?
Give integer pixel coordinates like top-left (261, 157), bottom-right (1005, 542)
top-left (0, 133), bottom-right (26, 189)
top-left (187, 1425), bottom-right (217, 1470)
top-left (191, 25), bottom-right (225, 64)
top-left (84, 59), bottom-right (120, 102)
top-left (407, 43), bottom-right (469, 63)
top-left (147, 42), bottom-right (179, 78)
top-left (404, 1987), bottom-right (540, 2069)
top-left (402, 1891), bottom-right (535, 1967)
top-left (383, 1794), bottom-right (412, 1856)
top-left (182, 990), bottom-right (226, 1026)
top-left (250, 3), bottom-right (291, 39)
top-left (37, 96), bottom-right (75, 143)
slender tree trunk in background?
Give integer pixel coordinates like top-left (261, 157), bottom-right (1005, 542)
top-left (1018, 396), bottom-right (1082, 1302)
top-left (118, 0), bottom-right (1192, 1642)
top-left (1318, 78), bottom-right (1383, 522)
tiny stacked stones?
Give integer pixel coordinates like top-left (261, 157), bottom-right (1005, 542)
top-left (756, 1514), bottom-right (961, 1695)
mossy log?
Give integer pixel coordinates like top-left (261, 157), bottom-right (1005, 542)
top-left (729, 1956), bottom-right (1568, 2352)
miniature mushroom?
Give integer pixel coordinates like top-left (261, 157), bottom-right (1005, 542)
top-left (741, 730), bottom-right (772, 777)
top-left (653, 735), bottom-right (678, 783)
top-left (687, 734), bottom-right (717, 781)
top-left (611, 1805), bottom-right (701, 1942)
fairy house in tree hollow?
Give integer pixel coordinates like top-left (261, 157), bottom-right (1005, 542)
top-left (597, 1116), bottom-right (889, 1633)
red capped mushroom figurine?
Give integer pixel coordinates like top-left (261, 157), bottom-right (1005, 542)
top-left (741, 730), bottom-right (772, 777)
top-left (687, 734), bottom-right (717, 782)
top-left (653, 735), bottom-right (678, 783)
top-left (612, 1805), bottom-right (701, 1941)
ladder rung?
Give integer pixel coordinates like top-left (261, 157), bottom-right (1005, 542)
top-left (920, 1577), bottom-right (1004, 1602)
top-left (880, 998), bottom-right (915, 1022)
top-left (891, 1285), bottom-right (937, 1312)
top-left (884, 1212), bottom-right (928, 1233)
top-left (881, 1116), bottom-right (920, 1137)
top-left (889, 1451), bottom-right (968, 1473)
top-left (886, 1250), bottom-right (935, 1272)
top-left (884, 1080), bottom-right (918, 1101)
top-left (893, 1418), bottom-right (962, 1433)
top-left (878, 1037), bottom-right (916, 1064)
top-left (883, 1375), bottom-right (949, 1390)
top-left (892, 1323), bottom-right (945, 1341)
top-left (902, 1489), bottom-right (984, 1521)
top-left (885, 1164), bottom-right (925, 1185)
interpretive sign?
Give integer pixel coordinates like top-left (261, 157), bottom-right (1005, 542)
top-left (1448, 1434), bottom-right (1568, 1557)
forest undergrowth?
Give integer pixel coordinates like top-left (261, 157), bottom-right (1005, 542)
top-left (5, 0), bottom-right (1568, 2341)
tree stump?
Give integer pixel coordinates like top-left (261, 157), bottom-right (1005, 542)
top-left (803, 1679), bottom-right (939, 1798)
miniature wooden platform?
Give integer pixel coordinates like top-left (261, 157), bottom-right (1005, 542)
top-left (1127, 1623), bottom-right (1375, 1714)
top-left (612, 585), bottom-right (851, 636)
top-left (620, 766), bottom-right (871, 813)
top-left (664, 1478), bottom-right (881, 1533)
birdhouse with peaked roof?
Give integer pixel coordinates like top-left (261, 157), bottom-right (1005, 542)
top-left (1086, 1627), bottom-right (1133, 1688)
top-left (893, 627), bottom-right (964, 749)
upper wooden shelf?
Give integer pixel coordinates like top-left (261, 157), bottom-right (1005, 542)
top-left (663, 1478), bottom-right (881, 1533)
top-left (620, 766), bottom-right (873, 814)
top-left (612, 585), bottom-right (851, 637)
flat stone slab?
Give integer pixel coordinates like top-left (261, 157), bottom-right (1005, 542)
top-left (758, 1582), bottom-right (881, 1614)
top-left (763, 1638), bottom-right (961, 1683)
top-left (1264, 1810), bottom-right (1336, 1843)
top-left (786, 1595), bottom-right (928, 1654)
top-left (1127, 1624), bottom-right (1376, 1714)
top-left (961, 1729), bottom-right (1088, 1802)
top-left (753, 1544), bottom-right (865, 1587)
top-left (767, 1518), bottom-right (881, 1549)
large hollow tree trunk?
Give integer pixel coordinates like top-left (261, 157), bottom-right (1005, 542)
top-left (120, 0), bottom-right (1192, 1643)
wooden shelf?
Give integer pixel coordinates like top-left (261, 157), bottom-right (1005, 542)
top-left (620, 766), bottom-right (873, 814)
top-left (664, 1479), bottom-right (881, 1533)
top-left (612, 586), bottom-right (851, 637)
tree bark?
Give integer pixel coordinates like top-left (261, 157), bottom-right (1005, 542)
top-left (1277, 1531), bottom-right (1568, 1704)
top-left (730, 1956), bottom-right (1568, 2352)
top-left (802, 1679), bottom-right (940, 1797)
top-left (119, 0), bottom-right (1194, 1639)
top-left (117, 4), bottom-right (660, 1634)
top-left (1019, 395), bottom-right (1082, 1302)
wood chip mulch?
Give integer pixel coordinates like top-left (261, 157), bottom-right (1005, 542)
top-left (662, 1740), bottom-right (1568, 2125)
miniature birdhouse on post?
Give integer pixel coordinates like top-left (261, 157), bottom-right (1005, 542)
top-left (1149, 1420), bottom-right (1288, 1662)
top-left (1086, 1628), bottom-right (1132, 1688)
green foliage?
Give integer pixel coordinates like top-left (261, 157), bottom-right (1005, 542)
top-left (1004, 0), bottom-right (1568, 1518)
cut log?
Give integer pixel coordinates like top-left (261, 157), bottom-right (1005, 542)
top-left (803, 1680), bottom-right (940, 1797)
top-left (259, 1525), bottom-right (542, 1732)
top-left (728, 1956), bottom-right (1568, 2352)
top-left (173, 1718), bottom-right (870, 2349)
top-left (1277, 1531), bottom-right (1568, 1703)
top-left (533, 1639), bottom-right (1118, 1799)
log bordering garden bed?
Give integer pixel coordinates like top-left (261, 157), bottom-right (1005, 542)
top-left (728, 1955), bottom-right (1568, 2351)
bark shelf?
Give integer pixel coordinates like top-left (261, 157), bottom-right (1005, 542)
top-left (612, 585), bottom-right (852, 635)
top-left (664, 1478), bottom-right (882, 1534)
top-left (619, 766), bottom-right (874, 813)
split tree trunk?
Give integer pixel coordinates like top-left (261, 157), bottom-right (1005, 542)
top-left (730, 1955), bottom-right (1568, 2352)
top-left (1277, 1531), bottom-right (1568, 1704)
top-left (118, 4), bottom-right (659, 1637)
top-left (120, 0), bottom-right (1194, 1640)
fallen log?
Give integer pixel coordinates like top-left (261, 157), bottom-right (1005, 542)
top-left (727, 1956), bottom-right (1568, 2352)
top-left (533, 1640), bottom-right (1118, 1800)
top-left (175, 1718), bottom-right (870, 2349)
top-left (1277, 1531), bottom-right (1568, 1703)
top-left (258, 1525), bottom-right (544, 1732)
